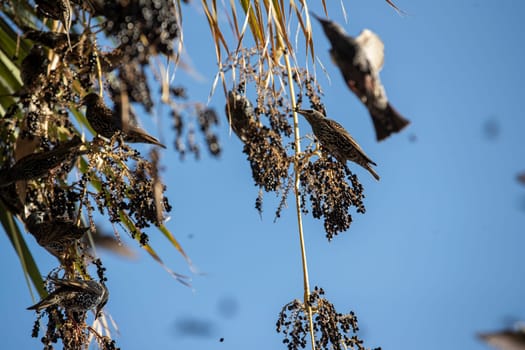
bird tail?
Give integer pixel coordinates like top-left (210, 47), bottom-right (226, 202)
top-left (27, 298), bottom-right (54, 311)
top-left (126, 128), bottom-right (166, 148)
top-left (142, 135), bottom-right (166, 149)
top-left (366, 165), bottom-right (381, 181)
top-left (370, 103), bottom-right (410, 141)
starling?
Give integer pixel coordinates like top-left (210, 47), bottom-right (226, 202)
top-left (23, 29), bottom-right (79, 52)
top-left (296, 109), bottom-right (380, 181)
top-left (81, 93), bottom-right (166, 148)
top-left (35, 0), bottom-right (72, 33)
top-left (0, 135), bottom-right (85, 187)
top-left (19, 45), bottom-right (49, 95)
top-left (224, 91), bottom-right (257, 142)
top-left (312, 14), bottom-right (409, 141)
top-left (27, 277), bottom-right (109, 318)
top-left (25, 212), bottom-right (88, 258)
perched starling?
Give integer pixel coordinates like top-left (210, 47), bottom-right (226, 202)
top-left (20, 45), bottom-right (49, 95)
top-left (23, 29), bottom-right (79, 52)
top-left (25, 212), bottom-right (88, 258)
top-left (81, 93), bottom-right (166, 148)
top-left (224, 91), bottom-right (257, 142)
top-left (296, 109), bottom-right (380, 181)
top-left (0, 135), bottom-right (85, 187)
top-left (312, 14), bottom-right (409, 141)
top-left (27, 277), bottom-right (109, 317)
top-left (35, 0), bottom-right (72, 32)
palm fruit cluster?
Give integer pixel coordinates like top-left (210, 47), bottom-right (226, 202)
top-left (299, 157), bottom-right (366, 240)
top-left (226, 85), bottom-right (291, 194)
top-left (277, 287), bottom-right (381, 350)
top-left (222, 47), bottom-right (369, 236)
top-left (80, 0), bottom-right (180, 62)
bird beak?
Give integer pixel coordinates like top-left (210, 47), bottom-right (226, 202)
top-left (95, 303), bottom-right (106, 319)
top-left (295, 109), bottom-right (307, 115)
top-left (308, 11), bottom-right (322, 22)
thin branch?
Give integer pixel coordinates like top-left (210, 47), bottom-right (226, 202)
top-left (283, 52), bottom-right (316, 350)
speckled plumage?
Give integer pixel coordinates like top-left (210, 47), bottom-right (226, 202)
top-left (297, 109), bottom-right (380, 181)
top-left (225, 91), bottom-right (257, 142)
top-left (313, 14), bottom-right (409, 141)
top-left (0, 135), bottom-right (84, 187)
top-left (82, 93), bottom-right (166, 148)
top-left (25, 212), bottom-right (88, 258)
top-left (27, 278), bottom-right (109, 317)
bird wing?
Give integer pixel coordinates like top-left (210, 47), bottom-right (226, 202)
top-left (356, 29), bottom-right (385, 73)
top-left (329, 119), bottom-right (377, 165)
top-left (48, 277), bottom-right (92, 292)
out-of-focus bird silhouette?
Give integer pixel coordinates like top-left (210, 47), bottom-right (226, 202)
top-left (312, 14), bottom-right (409, 141)
top-left (479, 328), bottom-right (525, 350)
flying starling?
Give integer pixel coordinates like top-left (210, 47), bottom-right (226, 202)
top-left (479, 329), bottom-right (525, 350)
top-left (27, 277), bottom-right (109, 318)
top-left (0, 135), bottom-right (85, 187)
top-left (81, 93), bottom-right (166, 148)
top-left (224, 91), bottom-right (257, 142)
top-left (296, 109), bottom-right (380, 181)
top-left (312, 14), bottom-right (409, 141)
top-left (25, 212), bottom-right (88, 258)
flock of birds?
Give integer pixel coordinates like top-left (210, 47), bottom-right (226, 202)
top-left (3, 8), bottom-right (410, 325)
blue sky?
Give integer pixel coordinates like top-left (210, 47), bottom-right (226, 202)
top-left (2, 1), bottom-right (525, 349)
